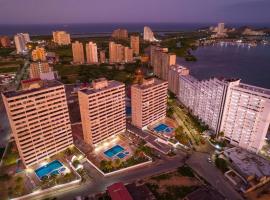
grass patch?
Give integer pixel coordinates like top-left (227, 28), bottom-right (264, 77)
top-left (151, 173), bottom-right (173, 181)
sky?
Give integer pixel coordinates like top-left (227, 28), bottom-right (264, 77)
top-left (0, 0), bottom-right (269, 24)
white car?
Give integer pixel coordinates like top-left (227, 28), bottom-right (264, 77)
top-left (207, 157), bottom-right (212, 163)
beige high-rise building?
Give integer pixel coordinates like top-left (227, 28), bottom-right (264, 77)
top-left (31, 46), bottom-right (47, 61)
top-left (109, 41), bottom-right (117, 63)
top-left (131, 78), bottom-right (168, 129)
top-left (109, 41), bottom-right (133, 63)
top-left (112, 29), bottom-right (128, 40)
top-left (72, 41), bottom-right (85, 64)
top-left (0, 36), bottom-right (11, 47)
top-left (124, 47), bottom-right (134, 63)
top-left (78, 78), bottom-right (126, 146)
top-left (99, 50), bottom-right (106, 63)
top-left (52, 31), bottom-right (71, 45)
top-left (130, 35), bottom-right (139, 55)
top-left (168, 65), bottom-right (189, 95)
top-left (29, 62), bottom-right (52, 79)
top-left (150, 45), bottom-right (176, 80)
top-left (2, 80), bottom-right (73, 167)
top-left (86, 42), bottom-right (98, 64)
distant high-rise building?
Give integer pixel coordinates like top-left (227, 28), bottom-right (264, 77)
top-left (124, 47), bottom-right (134, 63)
top-left (109, 41), bottom-right (133, 63)
top-left (150, 45), bottom-right (176, 80)
top-left (0, 36), bottom-right (11, 47)
top-left (52, 31), bottom-right (71, 45)
top-left (29, 62), bottom-right (53, 79)
top-left (2, 80), bottom-right (73, 167)
top-left (217, 23), bottom-right (225, 35)
top-left (78, 78), bottom-right (126, 146)
top-left (131, 78), bottom-right (168, 129)
top-left (112, 29), bottom-right (128, 40)
top-left (168, 65), bottom-right (189, 95)
top-left (143, 26), bottom-right (157, 42)
top-left (14, 33), bottom-right (30, 54)
top-left (99, 50), bottom-right (106, 63)
top-left (72, 41), bottom-right (85, 64)
top-left (31, 46), bottom-right (47, 61)
top-left (130, 35), bottom-right (139, 55)
top-left (86, 42), bottom-right (98, 64)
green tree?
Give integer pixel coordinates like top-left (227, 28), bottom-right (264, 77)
top-left (215, 158), bottom-right (228, 173)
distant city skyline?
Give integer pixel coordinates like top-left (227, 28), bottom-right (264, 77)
top-left (0, 0), bottom-right (269, 24)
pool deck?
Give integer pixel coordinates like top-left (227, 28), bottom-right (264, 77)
top-left (148, 117), bottom-right (177, 138)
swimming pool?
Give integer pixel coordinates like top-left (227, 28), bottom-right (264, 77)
top-left (154, 123), bottom-right (174, 134)
top-left (104, 145), bottom-right (124, 158)
top-left (35, 160), bottom-right (64, 180)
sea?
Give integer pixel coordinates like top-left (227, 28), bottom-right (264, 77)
top-left (0, 22), bottom-right (270, 36)
top-left (177, 43), bottom-right (270, 89)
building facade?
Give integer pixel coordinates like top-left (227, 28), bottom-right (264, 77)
top-left (131, 78), bottom-right (168, 129)
top-left (143, 26), bottom-right (156, 42)
top-left (99, 50), bottom-right (106, 63)
top-left (111, 29), bottom-right (128, 40)
top-left (14, 33), bottom-right (30, 54)
top-left (130, 35), bottom-right (139, 55)
top-left (52, 31), bottom-right (71, 45)
top-left (177, 74), bottom-right (270, 152)
top-left (78, 78), bottom-right (126, 146)
top-left (109, 41), bottom-right (133, 63)
top-left (2, 80), bottom-right (73, 167)
top-left (72, 41), bottom-right (85, 64)
top-left (168, 65), bottom-right (189, 95)
top-left (86, 42), bottom-right (98, 64)
top-left (31, 46), bottom-right (47, 61)
top-left (29, 62), bottom-right (52, 79)
top-left (0, 36), bottom-right (11, 47)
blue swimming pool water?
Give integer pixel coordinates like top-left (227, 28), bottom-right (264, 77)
top-left (35, 160), bottom-right (63, 179)
top-left (104, 145), bottom-right (124, 158)
top-left (154, 123), bottom-right (173, 134)
top-left (117, 152), bottom-right (126, 159)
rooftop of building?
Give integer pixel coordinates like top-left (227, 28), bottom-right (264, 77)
top-left (107, 182), bottom-right (133, 200)
top-left (2, 80), bottom-right (63, 98)
top-left (238, 83), bottom-right (270, 96)
top-left (180, 74), bottom-right (199, 84)
top-left (224, 147), bottom-right (270, 179)
top-left (79, 78), bottom-right (124, 95)
top-left (132, 78), bottom-right (167, 90)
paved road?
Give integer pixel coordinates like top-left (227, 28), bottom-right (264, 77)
top-left (187, 152), bottom-right (244, 200)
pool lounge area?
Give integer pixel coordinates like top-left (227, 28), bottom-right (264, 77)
top-left (35, 160), bottom-right (67, 180)
top-left (103, 145), bottom-right (129, 159)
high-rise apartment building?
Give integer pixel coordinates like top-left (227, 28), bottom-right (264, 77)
top-left (86, 42), bottom-right (98, 64)
top-left (99, 50), bottom-right (106, 63)
top-left (72, 41), bottom-right (85, 64)
top-left (14, 33), bottom-right (30, 54)
top-left (78, 78), bottom-right (126, 146)
top-left (29, 62), bottom-right (53, 79)
top-left (109, 42), bottom-right (133, 63)
top-left (143, 26), bottom-right (157, 42)
top-left (220, 82), bottom-right (270, 153)
top-left (31, 46), bottom-right (47, 61)
top-left (168, 65), bottom-right (189, 95)
top-left (177, 74), bottom-right (270, 153)
top-left (0, 36), bottom-right (11, 47)
top-left (124, 47), bottom-right (134, 63)
top-left (131, 78), bottom-right (168, 129)
top-left (130, 35), bottom-right (139, 55)
top-left (150, 45), bottom-right (176, 80)
top-left (52, 31), bottom-right (71, 45)
top-left (217, 23), bottom-right (225, 35)
top-left (112, 29), bottom-right (128, 40)
top-left (2, 80), bottom-right (73, 167)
